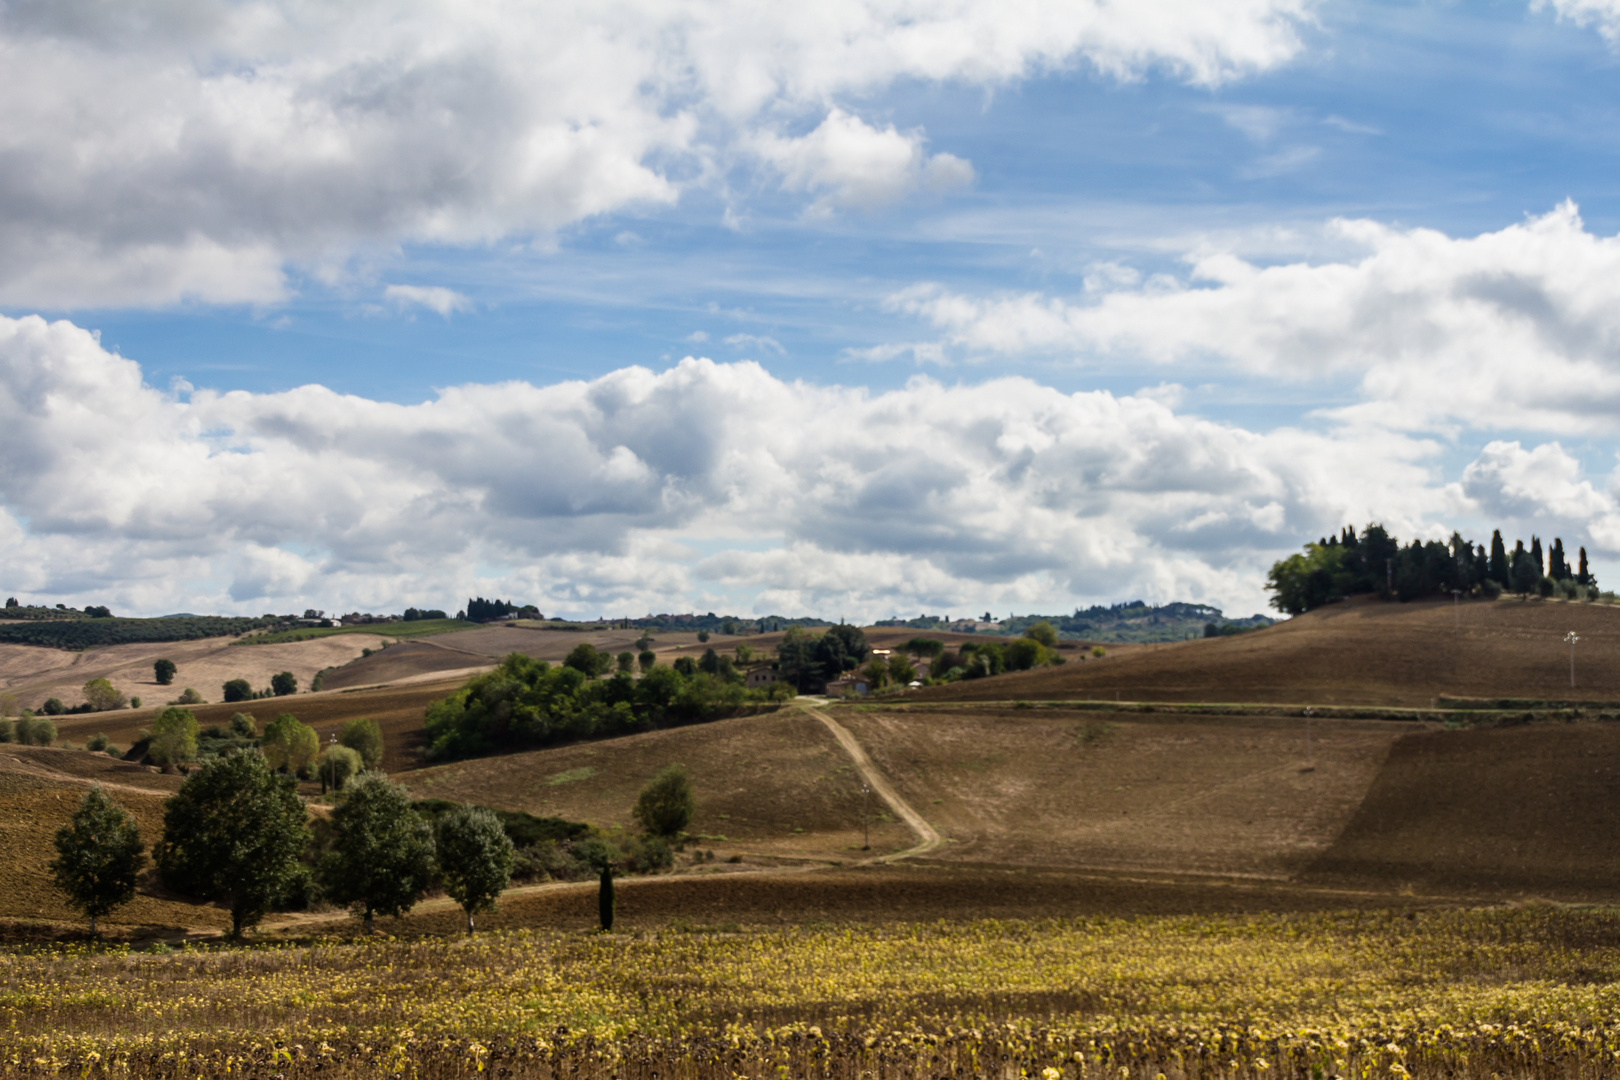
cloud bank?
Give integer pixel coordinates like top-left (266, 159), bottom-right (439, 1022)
top-left (0, 0), bottom-right (1315, 308)
top-left (889, 202), bottom-right (1620, 433)
top-left (0, 310), bottom-right (1500, 621)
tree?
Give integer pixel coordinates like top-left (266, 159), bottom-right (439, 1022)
top-left (1512, 549), bottom-right (1541, 595)
top-left (1009, 639), bottom-right (1050, 671)
top-left (229, 712), bottom-right (259, 737)
top-left (637, 650), bottom-right (656, 673)
top-left (815, 624), bottom-right (869, 680)
top-left (174, 688), bottom-right (204, 705)
top-left (338, 717), bottom-right (384, 770)
top-left (261, 713), bottom-right (319, 775)
top-left (271, 671), bottom-right (297, 697)
top-left (82, 678), bottom-right (125, 712)
top-left (15, 715), bottom-right (56, 746)
top-left (1580, 546), bottom-right (1596, 587)
top-left (317, 745), bottom-right (363, 793)
top-left (1023, 622), bottom-right (1058, 648)
top-left (148, 707), bottom-right (199, 772)
top-left (434, 805), bottom-right (516, 935)
top-left (155, 751), bottom-right (310, 939)
top-left (1549, 538), bottom-right (1571, 581)
top-left (319, 773), bottom-right (436, 933)
top-left (50, 786), bottom-right (145, 937)
top-left (40, 697), bottom-right (65, 716)
top-left (887, 654), bottom-right (917, 683)
top-left (862, 658), bottom-right (889, 689)
top-left (564, 643), bottom-right (610, 676)
top-left (153, 659), bottom-right (176, 686)
top-left (574, 836), bottom-right (620, 932)
top-left (616, 651), bottom-right (635, 674)
top-left (904, 637), bottom-right (946, 659)
top-left (1265, 543), bottom-right (1349, 615)
top-left (1489, 530), bottom-right (1510, 586)
top-left (633, 764), bottom-right (695, 839)
top-left (222, 679), bottom-right (252, 703)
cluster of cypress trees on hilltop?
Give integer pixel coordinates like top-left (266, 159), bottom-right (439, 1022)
top-left (1267, 524), bottom-right (1599, 615)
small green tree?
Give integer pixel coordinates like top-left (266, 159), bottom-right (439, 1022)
top-left (317, 745), bottom-right (363, 793)
top-left (50, 786), bottom-right (145, 938)
top-left (16, 715), bottom-right (56, 746)
top-left (270, 671), bottom-right (298, 697)
top-left (153, 659), bottom-right (176, 686)
top-left (155, 751), bottom-right (310, 939)
top-left (616, 651), bottom-right (635, 673)
top-left (633, 764), bottom-right (695, 839)
top-left (222, 679), bottom-right (252, 703)
top-left (888, 654), bottom-right (918, 683)
top-left (82, 678), bottom-right (125, 712)
top-left (434, 805), bottom-right (516, 935)
top-left (40, 697), bottom-right (65, 716)
top-left (174, 688), bottom-right (204, 705)
top-left (229, 712), bottom-right (259, 738)
top-left (148, 707), bottom-right (199, 773)
top-left (338, 717), bottom-right (384, 770)
top-left (637, 650), bottom-right (657, 673)
top-left (1004, 638), bottom-right (1043, 671)
top-left (261, 714), bottom-right (319, 775)
top-left (319, 773), bottom-right (436, 934)
top-left (1024, 621), bottom-right (1059, 648)
top-left (564, 643), bottom-right (609, 676)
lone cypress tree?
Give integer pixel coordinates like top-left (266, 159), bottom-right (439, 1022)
top-left (1549, 538), bottom-right (1569, 581)
top-left (1580, 547), bottom-right (1594, 586)
top-left (1530, 536), bottom-right (1545, 577)
top-left (51, 786), bottom-right (145, 938)
top-left (599, 866), bottom-right (615, 932)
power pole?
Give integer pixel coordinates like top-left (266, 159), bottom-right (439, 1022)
top-left (1566, 631), bottom-right (1580, 690)
top-left (861, 784), bottom-right (871, 850)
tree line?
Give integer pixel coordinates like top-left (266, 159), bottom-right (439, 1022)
top-left (49, 750), bottom-right (697, 939)
top-left (423, 649), bottom-right (793, 761)
top-left (1266, 524), bottom-right (1602, 615)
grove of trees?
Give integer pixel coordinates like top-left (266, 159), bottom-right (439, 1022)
top-left (1267, 524), bottom-right (1600, 615)
top-left (422, 651), bottom-right (786, 761)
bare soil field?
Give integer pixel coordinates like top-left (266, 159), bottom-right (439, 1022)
top-left (0, 750), bottom-right (226, 932)
top-left (396, 710), bottom-right (913, 858)
top-left (377, 863), bottom-right (1438, 938)
top-left (0, 633), bottom-right (388, 713)
top-left (1306, 721), bottom-right (1620, 896)
top-left (912, 596), bottom-right (1620, 707)
top-left (834, 707), bottom-right (1409, 877)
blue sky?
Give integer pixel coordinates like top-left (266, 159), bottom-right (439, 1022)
top-left (6, 0), bottom-right (1620, 620)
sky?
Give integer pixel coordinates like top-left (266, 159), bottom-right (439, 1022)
top-left (7, 0), bottom-right (1620, 622)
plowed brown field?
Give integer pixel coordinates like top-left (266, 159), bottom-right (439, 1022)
top-left (912, 595), bottom-right (1620, 707)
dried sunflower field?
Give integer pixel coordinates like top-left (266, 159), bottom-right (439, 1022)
top-left (6, 907), bottom-right (1620, 1078)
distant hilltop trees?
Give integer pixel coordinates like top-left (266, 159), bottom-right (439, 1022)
top-left (1267, 524), bottom-right (1601, 615)
top-left (459, 597), bottom-right (541, 622)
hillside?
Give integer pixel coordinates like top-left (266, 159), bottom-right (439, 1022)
top-left (912, 595), bottom-right (1620, 707)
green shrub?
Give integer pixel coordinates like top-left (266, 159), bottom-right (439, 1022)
top-left (222, 679), bottom-right (252, 704)
top-left (41, 697), bottom-right (65, 716)
top-left (172, 688), bottom-right (204, 705)
top-left (229, 712), bottom-right (259, 738)
top-left (0, 718), bottom-right (12, 743)
top-left (338, 717), bottom-right (384, 770)
top-left (87, 733), bottom-right (109, 752)
top-left (317, 745), bottom-right (363, 792)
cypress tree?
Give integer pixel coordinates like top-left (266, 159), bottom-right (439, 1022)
top-left (598, 867), bottom-right (614, 931)
top-left (1580, 546), bottom-right (1593, 586)
top-left (1490, 530), bottom-right (1509, 586)
top-left (1549, 538), bottom-right (1569, 580)
top-left (1530, 536), bottom-right (1544, 577)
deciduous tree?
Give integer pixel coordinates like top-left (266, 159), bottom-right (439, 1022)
top-left (50, 786), bottom-right (144, 937)
top-left (338, 717), bottom-right (384, 770)
top-left (155, 752), bottom-right (310, 939)
top-left (149, 707), bottom-right (199, 772)
top-left (633, 764), bottom-right (695, 839)
top-left (82, 678), bottom-right (125, 712)
top-left (319, 773), bottom-right (436, 934)
top-left (434, 805), bottom-right (516, 934)
top-left (153, 659), bottom-right (176, 686)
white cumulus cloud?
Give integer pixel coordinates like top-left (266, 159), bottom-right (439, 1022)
top-left (384, 285), bottom-right (474, 318)
top-left (0, 310), bottom-right (1499, 621)
top-left (0, 0), bottom-right (1316, 308)
top-left (890, 202), bottom-right (1620, 433)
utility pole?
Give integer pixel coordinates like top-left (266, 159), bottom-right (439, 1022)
top-left (1566, 631), bottom-right (1580, 690)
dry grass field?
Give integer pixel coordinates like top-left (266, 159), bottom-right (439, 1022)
top-left (913, 594), bottom-right (1620, 707)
